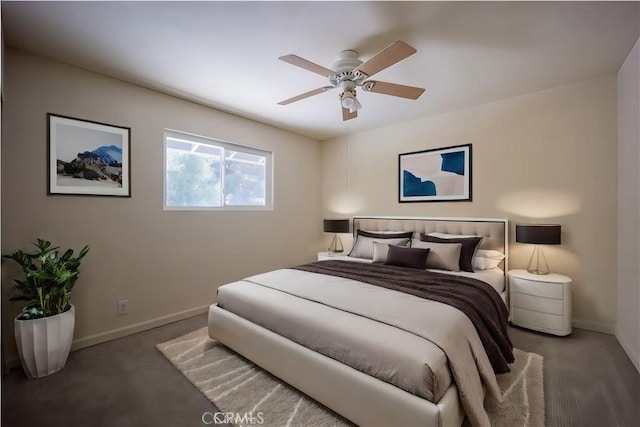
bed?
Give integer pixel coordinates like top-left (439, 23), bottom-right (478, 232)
top-left (208, 216), bottom-right (511, 427)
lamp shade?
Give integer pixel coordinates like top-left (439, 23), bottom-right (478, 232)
top-left (516, 224), bottom-right (561, 245)
top-left (323, 219), bottom-right (350, 233)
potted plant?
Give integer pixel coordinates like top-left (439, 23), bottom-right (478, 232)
top-left (4, 239), bottom-right (90, 378)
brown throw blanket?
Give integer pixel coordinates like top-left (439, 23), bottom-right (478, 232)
top-left (294, 260), bottom-right (514, 374)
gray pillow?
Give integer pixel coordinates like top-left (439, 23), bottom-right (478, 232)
top-left (349, 230), bottom-right (413, 260)
top-left (372, 241), bottom-right (392, 263)
top-left (419, 233), bottom-right (482, 272)
top-left (412, 240), bottom-right (462, 271)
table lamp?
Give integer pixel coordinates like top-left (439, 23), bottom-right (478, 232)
top-left (516, 224), bottom-right (561, 275)
top-left (323, 219), bottom-right (350, 253)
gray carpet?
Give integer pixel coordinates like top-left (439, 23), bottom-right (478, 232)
top-left (158, 327), bottom-right (544, 427)
top-left (3, 315), bottom-right (639, 427)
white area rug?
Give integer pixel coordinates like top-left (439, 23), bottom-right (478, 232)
top-left (157, 327), bottom-right (544, 427)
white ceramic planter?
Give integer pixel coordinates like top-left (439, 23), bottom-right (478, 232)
top-left (14, 304), bottom-right (75, 379)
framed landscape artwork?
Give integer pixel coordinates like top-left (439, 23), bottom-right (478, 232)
top-left (398, 144), bottom-right (472, 203)
top-left (48, 114), bottom-right (131, 197)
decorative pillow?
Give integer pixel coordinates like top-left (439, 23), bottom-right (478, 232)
top-left (472, 249), bottom-right (505, 270)
top-left (412, 241), bottom-right (462, 271)
top-left (385, 245), bottom-right (430, 269)
top-left (372, 241), bottom-right (394, 263)
top-left (349, 230), bottom-right (413, 260)
top-left (419, 233), bottom-right (482, 272)
top-left (359, 230), bottom-right (414, 238)
top-left (362, 230), bottom-right (412, 234)
top-left (473, 257), bottom-right (503, 270)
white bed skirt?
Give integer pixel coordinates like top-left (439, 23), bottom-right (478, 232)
top-left (208, 304), bottom-right (465, 427)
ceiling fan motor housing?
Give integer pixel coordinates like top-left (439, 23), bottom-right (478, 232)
top-left (329, 70), bottom-right (365, 87)
top-left (333, 50), bottom-right (363, 73)
top-left (328, 51), bottom-right (366, 112)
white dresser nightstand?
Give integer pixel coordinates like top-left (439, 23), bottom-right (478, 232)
top-left (509, 269), bottom-right (572, 336)
top-left (317, 251), bottom-right (344, 261)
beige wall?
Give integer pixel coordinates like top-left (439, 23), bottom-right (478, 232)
top-left (617, 37), bottom-right (640, 372)
top-left (1, 49), bottom-right (323, 363)
top-left (322, 75), bottom-right (618, 333)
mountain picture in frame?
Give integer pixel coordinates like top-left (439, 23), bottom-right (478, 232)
top-left (48, 114), bottom-right (131, 197)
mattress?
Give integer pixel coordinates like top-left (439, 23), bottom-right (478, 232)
top-left (216, 266), bottom-right (505, 404)
top-left (217, 278), bottom-right (452, 402)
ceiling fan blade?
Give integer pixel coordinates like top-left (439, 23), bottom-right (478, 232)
top-left (278, 86), bottom-right (334, 105)
top-left (279, 54), bottom-right (336, 77)
top-left (362, 81), bottom-right (425, 100)
top-left (354, 41), bottom-right (417, 78)
top-left (342, 107), bottom-right (357, 121)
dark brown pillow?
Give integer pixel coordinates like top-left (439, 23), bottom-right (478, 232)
top-left (357, 230), bottom-right (414, 239)
top-left (385, 245), bottom-right (430, 269)
top-left (419, 233), bottom-right (482, 272)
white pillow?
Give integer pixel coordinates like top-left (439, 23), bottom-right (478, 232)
top-left (473, 250), bottom-right (505, 270)
top-left (473, 257), bottom-right (503, 270)
top-left (412, 241), bottom-right (462, 271)
top-left (476, 249), bottom-right (505, 260)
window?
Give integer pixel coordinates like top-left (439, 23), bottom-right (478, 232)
top-left (164, 130), bottom-right (273, 210)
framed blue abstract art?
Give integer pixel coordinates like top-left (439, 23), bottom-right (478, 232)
top-left (398, 144), bottom-right (472, 203)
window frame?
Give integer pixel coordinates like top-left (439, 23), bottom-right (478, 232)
top-left (163, 129), bottom-right (273, 211)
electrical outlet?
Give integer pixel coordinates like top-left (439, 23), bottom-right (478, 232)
top-left (117, 300), bottom-right (128, 316)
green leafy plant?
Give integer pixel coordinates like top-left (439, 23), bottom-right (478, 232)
top-left (4, 239), bottom-right (90, 320)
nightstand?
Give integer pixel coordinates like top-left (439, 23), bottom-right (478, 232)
top-left (317, 251), bottom-right (344, 261)
top-left (509, 269), bottom-right (572, 336)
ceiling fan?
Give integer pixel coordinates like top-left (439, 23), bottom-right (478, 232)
top-left (277, 40), bottom-right (425, 121)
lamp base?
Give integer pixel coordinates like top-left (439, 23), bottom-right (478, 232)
top-left (527, 245), bottom-right (550, 275)
top-left (328, 234), bottom-right (344, 253)
top-left (526, 269), bottom-right (550, 275)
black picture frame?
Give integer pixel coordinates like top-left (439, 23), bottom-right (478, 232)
top-left (398, 144), bottom-right (472, 203)
top-left (48, 113), bottom-right (131, 197)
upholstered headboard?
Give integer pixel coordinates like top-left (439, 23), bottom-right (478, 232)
top-left (352, 216), bottom-right (508, 255)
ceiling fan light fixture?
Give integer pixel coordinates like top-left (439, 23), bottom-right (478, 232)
top-left (349, 97), bottom-right (362, 113)
top-left (340, 91), bottom-right (355, 109)
top-left (340, 91), bottom-right (362, 112)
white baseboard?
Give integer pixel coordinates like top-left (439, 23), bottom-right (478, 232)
top-left (615, 329), bottom-right (640, 374)
top-left (572, 318), bottom-right (615, 334)
top-left (5, 305), bottom-right (210, 369)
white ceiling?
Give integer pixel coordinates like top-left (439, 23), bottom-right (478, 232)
top-left (3, 1), bottom-right (639, 141)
